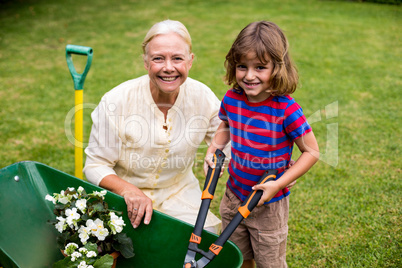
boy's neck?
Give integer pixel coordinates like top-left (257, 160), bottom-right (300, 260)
top-left (246, 93), bottom-right (271, 103)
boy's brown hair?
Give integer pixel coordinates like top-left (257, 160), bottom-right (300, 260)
top-left (224, 21), bottom-right (299, 96)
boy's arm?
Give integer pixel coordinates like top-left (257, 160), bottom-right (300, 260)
top-left (204, 121), bottom-right (230, 175)
top-left (253, 131), bottom-right (320, 206)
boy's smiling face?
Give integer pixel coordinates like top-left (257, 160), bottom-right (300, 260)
top-left (235, 52), bottom-right (274, 103)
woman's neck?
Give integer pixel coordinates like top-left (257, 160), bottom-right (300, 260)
top-left (150, 85), bottom-right (179, 120)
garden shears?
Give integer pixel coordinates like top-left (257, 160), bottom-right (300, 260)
top-left (183, 149), bottom-right (278, 268)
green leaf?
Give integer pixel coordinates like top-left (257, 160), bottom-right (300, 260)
top-left (54, 203), bottom-right (69, 212)
top-left (111, 210), bottom-right (123, 216)
top-left (113, 233), bottom-right (134, 258)
top-left (47, 219), bottom-right (57, 225)
top-left (92, 202), bottom-right (106, 213)
top-left (69, 232), bottom-right (80, 244)
top-left (53, 257), bottom-right (77, 268)
top-left (84, 242), bottom-right (99, 252)
top-left (93, 254), bottom-right (114, 268)
top-left (81, 213), bottom-right (90, 221)
top-left (56, 232), bottom-right (69, 249)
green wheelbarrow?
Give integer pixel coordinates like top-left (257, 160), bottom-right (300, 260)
top-left (0, 161), bottom-right (242, 267)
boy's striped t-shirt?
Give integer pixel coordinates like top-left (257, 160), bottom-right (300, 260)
top-left (219, 89), bottom-right (312, 203)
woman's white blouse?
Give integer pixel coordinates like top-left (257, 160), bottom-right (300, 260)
top-left (84, 75), bottom-right (223, 229)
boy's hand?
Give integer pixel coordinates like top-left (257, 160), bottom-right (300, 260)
top-left (252, 181), bottom-right (281, 206)
top-left (285, 160), bottom-right (297, 189)
top-left (288, 159), bottom-right (296, 168)
top-left (204, 152), bottom-right (225, 177)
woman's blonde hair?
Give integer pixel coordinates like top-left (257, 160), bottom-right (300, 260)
top-left (142, 20), bottom-right (192, 56)
top-left (225, 21), bottom-right (299, 96)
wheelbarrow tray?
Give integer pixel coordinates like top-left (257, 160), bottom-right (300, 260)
top-left (0, 161), bottom-right (242, 268)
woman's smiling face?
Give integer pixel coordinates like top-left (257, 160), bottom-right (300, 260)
top-left (144, 33), bottom-right (194, 95)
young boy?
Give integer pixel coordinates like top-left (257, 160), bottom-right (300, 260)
top-left (204, 21), bottom-right (319, 267)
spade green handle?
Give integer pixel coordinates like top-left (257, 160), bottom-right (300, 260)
top-left (65, 44), bottom-right (93, 179)
top-left (66, 44), bottom-right (93, 90)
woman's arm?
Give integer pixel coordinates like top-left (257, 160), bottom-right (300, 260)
top-left (84, 101), bottom-right (153, 228)
top-left (253, 131), bottom-right (319, 206)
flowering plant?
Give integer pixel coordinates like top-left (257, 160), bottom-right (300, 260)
top-left (46, 186), bottom-right (134, 268)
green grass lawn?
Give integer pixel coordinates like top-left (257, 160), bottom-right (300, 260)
top-left (0, 0), bottom-right (401, 267)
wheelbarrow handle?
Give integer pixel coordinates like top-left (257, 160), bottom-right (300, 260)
top-left (66, 44), bottom-right (93, 90)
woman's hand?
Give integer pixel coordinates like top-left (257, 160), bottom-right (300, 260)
top-left (99, 174), bottom-right (153, 229)
top-left (121, 190), bottom-right (153, 229)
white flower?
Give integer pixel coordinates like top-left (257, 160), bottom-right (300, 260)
top-left (95, 227), bottom-right (109, 241)
top-left (86, 219), bottom-right (97, 234)
top-left (47, 187), bottom-right (133, 263)
top-left (78, 261), bottom-right (88, 268)
top-left (92, 190), bottom-right (107, 198)
top-left (64, 242), bottom-right (79, 255)
top-left (78, 225), bottom-right (91, 244)
top-left (88, 219), bottom-right (109, 240)
top-left (57, 191), bottom-right (71, 204)
top-left (87, 251), bottom-right (97, 258)
top-left (109, 212), bottom-right (125, 234)
top-left (71, 251), bottom-right (82, 262)
top-left (58, 196), bottom-right (70, 204)
top-left (65, 208), bottom-right (80, 227)
top-left (45, 194), bottom-right (56, 204)
top-left (76, 199), bottom-right (87, 213)
top-left (86, 219), bottom-right (109, 240)
top-left (93, 219), bottom-right (104, 231)
top-left (78, 262), bottom-right (93, 268)
top-left (77, 186), bottom-right (85, 194)
top-left (55, 216), bottom-right (67, 233)
top-left (86, 219), bottom-right (95, 228)
top-left (79, 247), bottom-right (88, 254)
top-left (65, 242), bottom-right (79, 249)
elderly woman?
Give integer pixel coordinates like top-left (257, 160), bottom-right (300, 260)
top-left (84, 20), bottom-right (223, 233)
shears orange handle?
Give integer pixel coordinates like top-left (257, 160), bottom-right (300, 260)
top-left (184, 166), bottom-right (278, 268)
